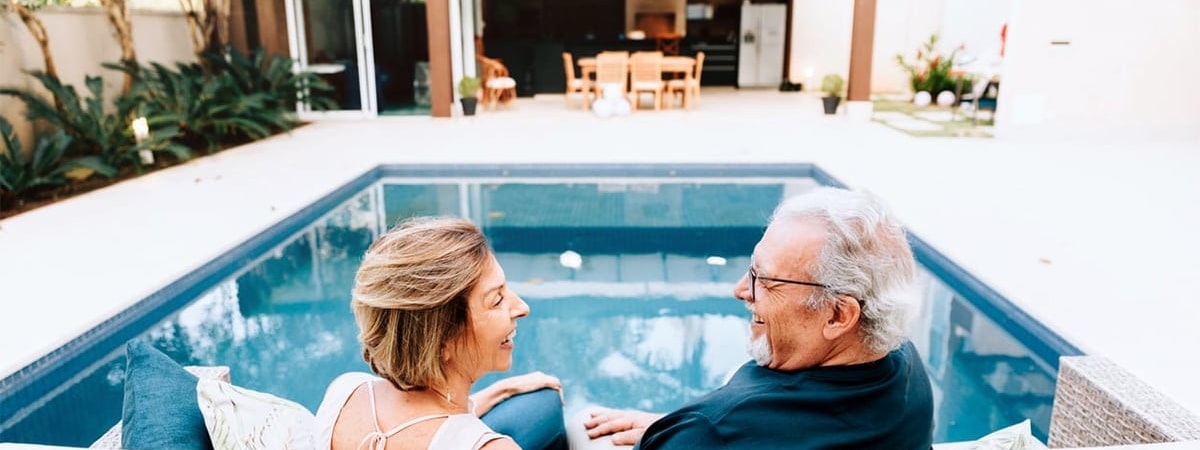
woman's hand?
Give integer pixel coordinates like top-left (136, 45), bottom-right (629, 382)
top-left (471, 371), bottom-right (563, 416)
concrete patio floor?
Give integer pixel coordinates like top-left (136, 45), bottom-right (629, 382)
top-left (2, 88), bottom-right (1199, 419)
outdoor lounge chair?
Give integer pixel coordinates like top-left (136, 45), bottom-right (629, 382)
top-left (84, 356), bottom-right (1200, 450)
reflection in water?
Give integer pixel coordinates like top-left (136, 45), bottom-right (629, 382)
top-left (5, 179), bottom-right (1059, 446)
top-left (911, 271), bottom-right (1056, 441)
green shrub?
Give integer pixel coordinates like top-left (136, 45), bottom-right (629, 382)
top-left (0, 116), bottom-right (113, 203)
top-left (209, 48), bottom-right (337, 112)
top-left (111, 48), bottom-right (336, 153)
top-left (895, 33), bottom-right (970, 95)
top-left (0, 73), bottom-right (147, 171)
top-left (820, 74), bottom-right (844, 98)
top-left (458, 76), bottom-right (481, 98)
top-left (112, 60), bottom-right (272, 153)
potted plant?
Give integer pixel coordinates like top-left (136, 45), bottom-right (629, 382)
top-left (458, 76), bottom-right (481, 116)
top-left (820, 74), bottom-right (844, 115)
top-left (895, 33), bottom-right (971, 105)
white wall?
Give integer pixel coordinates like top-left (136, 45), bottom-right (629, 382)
top-left (786, 0), bottom-right (853, 90)
top-left (870, 0), bottom-right (946, 93)
top-left (1, 14), bottom-right (34, 148)
top-left (996, 0), bottom-right (1200, 138)
top-left (0, 7), bottom-right (194, 149)
top-left (941, 0), bottom-right (1010, 70)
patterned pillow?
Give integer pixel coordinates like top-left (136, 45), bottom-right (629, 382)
top-left (196, 378), bottom-right (317, 450)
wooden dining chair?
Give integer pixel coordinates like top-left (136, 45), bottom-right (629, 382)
top-left (591, 52), bottom-right (628, 106)
top-left (478, 56), bottom-right (517, 110)
top-left (628, 52), bottom-right (664, 110)
top-left (562, 52), bottom-right (590, 110)
top-left (667, 51), bottom-right (704, 109)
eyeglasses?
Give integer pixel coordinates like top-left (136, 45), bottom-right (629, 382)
top-left (747, 266), bottom-right (828, 303)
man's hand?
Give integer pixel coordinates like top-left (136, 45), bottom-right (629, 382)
top-left (583, 407), bottom-right (665, 445)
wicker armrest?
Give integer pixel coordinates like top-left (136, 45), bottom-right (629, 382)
top-left (1049, 356), bottom-right (1200, 448)
top-left (89, 366), bottom-right (231, 449)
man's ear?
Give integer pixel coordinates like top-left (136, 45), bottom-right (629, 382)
top-left (822, 295), bottom-right (861, 340)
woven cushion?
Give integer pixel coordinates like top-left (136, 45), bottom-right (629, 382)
top-left (197, 378), bottom-right (316, 450)
top-left (121, 340), bottom-right (213, 450)
top-left (486, 77), bottom-right (516, 89)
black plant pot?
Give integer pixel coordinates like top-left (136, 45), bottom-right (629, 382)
top-left (821, 96), bottom-right (841, 115)
top-left (461, 97), bottom-right (478, 116)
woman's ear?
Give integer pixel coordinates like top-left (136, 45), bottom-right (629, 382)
top-left (822, 295), bottom-right (861, 340)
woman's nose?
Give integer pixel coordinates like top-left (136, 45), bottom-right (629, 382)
top-left (513, 294), bottom-right (530, 319)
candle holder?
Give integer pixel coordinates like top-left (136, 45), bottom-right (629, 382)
top-left (132, 117), bottom-right (153, 165)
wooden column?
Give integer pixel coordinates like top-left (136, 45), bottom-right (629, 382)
top-left (426, 0), bottom-right (453, 117)
top-left (256, 0), bottom-right (291, 59)
top-left (846, 0), bottom-right (876, 102)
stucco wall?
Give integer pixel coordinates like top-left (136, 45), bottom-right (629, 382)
top-left (786, 0), bottom-right (853, 89)
top-left (1, 13), bottom-right (34, 149)
top-left (996, 0), bottom-right (1200, 138)
top-left (0, 7), bottom-right (194, 152)
top-left (787, 0), bottom-right (1011, 94)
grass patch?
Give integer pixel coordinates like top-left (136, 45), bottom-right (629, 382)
top-left (872, 99), bottom-right (993, 138)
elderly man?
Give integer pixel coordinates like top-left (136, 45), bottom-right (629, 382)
top-left (578, 187), bottom-right (934, 449)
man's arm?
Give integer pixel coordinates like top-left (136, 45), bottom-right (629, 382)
top-left (634, 412), bottom-right (723, 450)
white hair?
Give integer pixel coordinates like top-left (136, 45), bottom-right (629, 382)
top-left (769, 187), bottom-right (916, 354)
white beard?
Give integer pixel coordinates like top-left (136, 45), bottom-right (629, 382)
top-left (748, 334), bottom-right (772, 366)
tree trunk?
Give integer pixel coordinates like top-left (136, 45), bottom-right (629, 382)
top-left (100, 0), bottom-right (138, 95)
top-left (179, 0), bottom-right (207, 57)
top-left (215, 0), bottom-right (231, 52)
top-left (8, 1), bottom-right (59, 82)
top-left (179, 0), bottom-right (232, 60)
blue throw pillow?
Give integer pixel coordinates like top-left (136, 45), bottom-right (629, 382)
top-left (121, 340), bottom-right (214, 450)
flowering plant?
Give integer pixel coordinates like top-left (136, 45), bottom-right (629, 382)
top-left (895, 33), bottom-right (970, 96)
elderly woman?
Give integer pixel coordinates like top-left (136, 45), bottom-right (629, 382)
top-left (315, 217), bottom-right (567, 450)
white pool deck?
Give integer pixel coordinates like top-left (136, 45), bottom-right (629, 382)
top-left (2, 89), bottom-right (1199, 422)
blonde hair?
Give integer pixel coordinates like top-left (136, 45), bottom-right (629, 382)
top-left (351, 216), bottom-right (491, 390)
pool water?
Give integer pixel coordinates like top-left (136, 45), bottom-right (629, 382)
top-left (0, 172), bottom-right (1065, 446)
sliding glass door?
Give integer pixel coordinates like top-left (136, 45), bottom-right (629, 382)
top-left (286, 0), bottom-right (378, 117)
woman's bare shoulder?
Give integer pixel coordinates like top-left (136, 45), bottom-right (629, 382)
top-left (480, 437), bottom-right (522, 450)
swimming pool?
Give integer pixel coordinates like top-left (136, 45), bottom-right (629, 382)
top-left (0, 164), bottom-right (1081, 446)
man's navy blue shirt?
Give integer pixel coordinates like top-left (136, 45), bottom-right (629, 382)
top-left (634, 341), bottom-right (934, 450)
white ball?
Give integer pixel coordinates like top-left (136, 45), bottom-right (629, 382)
top-left (613, 99), bottom-right (632, 116)
top-left (592, 99), bottom-right (614, 118)
top-left (559, 250), bottom-right (583, 269)
top-left (936, 91), bottom-right (956, 107)
top-left (913, 91), bottom-right (932, 107)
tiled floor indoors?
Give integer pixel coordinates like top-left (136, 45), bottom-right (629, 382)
top-left (2, 88), bottom-right (1199, 424)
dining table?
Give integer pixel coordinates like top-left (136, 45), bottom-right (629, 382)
top-left (576, 55), bottom-right (695, 81)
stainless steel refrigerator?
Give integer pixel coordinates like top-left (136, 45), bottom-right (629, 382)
top-left (737, 3), bottom-right (787, 88)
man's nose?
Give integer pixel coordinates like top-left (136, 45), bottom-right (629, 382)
top-left (733, 272), bottom-right (752, 303)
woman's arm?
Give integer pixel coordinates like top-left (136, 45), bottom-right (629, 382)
top-left (471, 371), bottom-right (563, 416)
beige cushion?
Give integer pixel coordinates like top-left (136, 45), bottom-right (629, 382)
top-left (486, 77), bottom-right (516, 89)
top-left (197, 378), bottom-right (317, 450)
